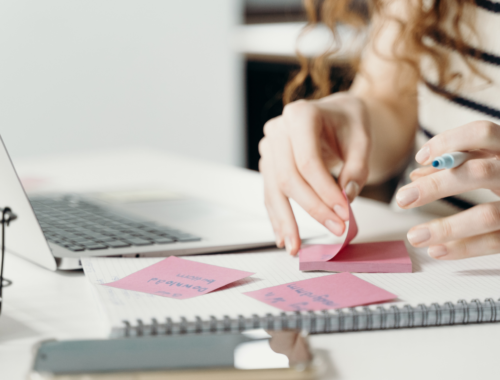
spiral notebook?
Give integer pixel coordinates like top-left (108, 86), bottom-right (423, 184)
top-left (82, 249), bottom-right (500, 338)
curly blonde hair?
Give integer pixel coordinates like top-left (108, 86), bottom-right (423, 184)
top-left (283, 0), bottom-right (485, 104)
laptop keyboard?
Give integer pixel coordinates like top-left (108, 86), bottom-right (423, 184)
top-left (30, 197), bottom-right (201, 252)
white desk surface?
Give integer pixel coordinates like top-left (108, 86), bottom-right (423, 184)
top-left (1, 148), bottom-right (499, 380)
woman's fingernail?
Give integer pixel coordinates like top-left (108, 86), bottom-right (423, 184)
top-left (325, 219), bottom-right (344, 236)
top-left (285, 236), bottom-right (293, 255)
top-left (416, 146), bottom-right (430, 163)
top-left (396, 187), bottom-right (420, 207)
top-left (428, 245), bottom-right (448, 258)
top-left (276, 237), bottom-right (283, 248)
top-left (345, 181), bottom-right (360, 202)
top-left (333, 205), bottom-right (349, 221)
top-left (407, 228), bottom-right (431, 245)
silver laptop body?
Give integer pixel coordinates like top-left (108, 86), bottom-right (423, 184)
top-left (1, 136), bottom-right (277, 270)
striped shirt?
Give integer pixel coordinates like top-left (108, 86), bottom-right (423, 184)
top-left (401, 0), bottom-right (500, 216)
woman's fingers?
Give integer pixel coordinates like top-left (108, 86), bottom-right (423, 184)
top-left (415, 121), bottom-right (500, 165)
top-left (270, 138), bottom-right (346, 236)
top-left (260, 116), bottom-right (347, 255)
top-left (404, 122), bottom-right (500, 261)
top-left (410, 151), bottom-right (488, 181)
top-left (407, 202), bottom-right (500, 248)
top-left (409, 151), bottom-right (489, 180)
top-left (328, 96), bottom-right (371, 201)
top-left (321, 94), bottom-right (371, 202)
top-left (406, 201), bottom-right (500, 261)
top-left (409, 166), bottom-right (440, 181)
top-left (337, 121), bottom-right (370, 202)
top-left (282, 101), bottom-right (349, 220)
top-left (259, 155), bottom-right (301, 255)
top-left (263, 196), bottom-right (285, 249)
top-left (427, 231), bottom-right (500, 260)
top-left (264, 186), bottom-right (301, 255)
top-left (259, 95), bottom-right (373, 251)
top-left (265, 115), bottom-right (346, 236)
top-left (396, 158), bottom-right (500, 208)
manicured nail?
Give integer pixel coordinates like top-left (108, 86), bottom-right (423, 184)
top-left (325, 219), bottom-right (344, 236)
top-left (333, 205), bottom-right (349, 221)
top-left (345, 181), bottom-right (360, 202)
top-left (396, 187), bottom-right (420, 207)
top-left (285, 236), bottom-right (293, 255)
top-left (407, 228), bottom-right (430, 245)
top-left (428, 245), bottom-right (448, 258)
top-left (416, 146), bottom-right (430, 164)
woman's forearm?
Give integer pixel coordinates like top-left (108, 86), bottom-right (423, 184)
top-left (345, 0), bottom-right (419, 184)
top-left (359, 93), bottom-right (418, 184)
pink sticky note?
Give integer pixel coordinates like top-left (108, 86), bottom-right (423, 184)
top-left (244, 272), bottom-right (397, 312)
top-left (299, 193), bottom-right (412, 273)
top-left (319, 191), bottom-right (359, 261)
top-left (103, 256), bottom-right (254, 300)
top-left (300, 241), bottom-right (412, 273)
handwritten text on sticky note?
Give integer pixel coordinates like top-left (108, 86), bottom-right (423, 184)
top-left (103, 256), bottom-right (254, 300)
top-left (244, 272), bottom-right (396, 311)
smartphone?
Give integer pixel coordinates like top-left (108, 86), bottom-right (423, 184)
top-left (29, 331), bottom-right (324, 380)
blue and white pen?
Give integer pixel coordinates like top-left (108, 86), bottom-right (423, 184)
top-left (432, 152), bottom-right (475, 170)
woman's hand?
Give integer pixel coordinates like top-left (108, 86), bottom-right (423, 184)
top-left (397, 120), bottom-right (500, 259)
top-left (259, 92), bottom-right (371, 256)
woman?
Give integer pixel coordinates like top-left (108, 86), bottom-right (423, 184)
top-left (259, 0), bottom-right (500, 259)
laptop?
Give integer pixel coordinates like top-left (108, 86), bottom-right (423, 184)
top-left (1, 136), bottom-right (283, 271)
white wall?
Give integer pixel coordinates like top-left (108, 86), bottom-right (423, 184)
top-left (0, 0), bottom-right (243, 166)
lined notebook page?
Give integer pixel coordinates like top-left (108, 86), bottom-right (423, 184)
top-left (82, 248), bottom-right (500, 332)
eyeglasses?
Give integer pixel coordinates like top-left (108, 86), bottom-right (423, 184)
top-left (1, 207), bottom-right (17, 316)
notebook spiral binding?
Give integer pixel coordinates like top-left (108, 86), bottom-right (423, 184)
top-left (115, 298), bottom-right (500, 338)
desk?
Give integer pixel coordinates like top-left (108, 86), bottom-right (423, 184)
top-left (1, 149), bottom-right (499, 379)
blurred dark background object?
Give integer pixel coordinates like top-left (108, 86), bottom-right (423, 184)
top-left (245, 0), bottom-right (306, 24)
top-left (245, 61), bottom-right (354, 171)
